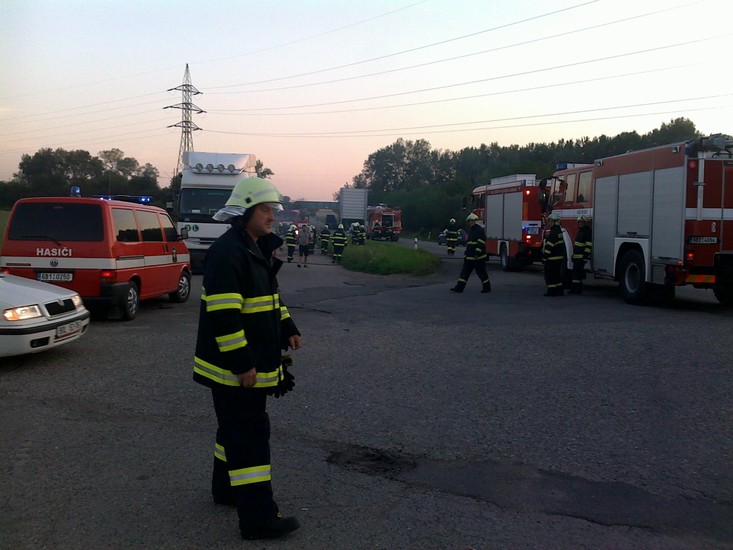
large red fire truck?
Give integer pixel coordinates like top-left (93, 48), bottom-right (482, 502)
top-left (471, 174), bottom-right (545, 270)
top-left (544, 135), bottom-right (733, 305)
top-left (366, 204), bottom-right (402, 241)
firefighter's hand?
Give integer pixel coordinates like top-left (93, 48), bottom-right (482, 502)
top-left (288, 335), bottom-right (301, 350)
top-left (237, 368), bottom-right (257, 388)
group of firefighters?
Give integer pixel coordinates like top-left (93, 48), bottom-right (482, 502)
top-left (283, 223), bottom-right (351, 265)
top-left (280, 212), bottom-right (593, 297)
top-left (449, 211), bottom-right (593, 296)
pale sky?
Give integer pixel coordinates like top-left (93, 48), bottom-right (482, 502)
top-left (1, 0), bottom-right (731, 201)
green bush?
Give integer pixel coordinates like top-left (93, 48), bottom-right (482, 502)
top-left (341, 240), bottom-right (440, 276)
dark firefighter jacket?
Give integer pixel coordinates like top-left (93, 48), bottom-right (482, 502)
top-left (285, 228), bottom-right (297, 248)
top-left (543, 224), bottom-right (566, 261)
top-left (446, 223), bottom-right (459, 245)
top-left (319, 228), bottom-right (331, 245)
top-left (193, 226), bottom-right (300, 389)
top-left (332, 230), bottom-right (348, 248)
top-left (464, 224), bottom-right (487, 261)
top-left (572, 226), bottom-right (592, 261)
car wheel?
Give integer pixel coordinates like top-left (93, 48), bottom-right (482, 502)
top-left (122, 281), bottom-right (139, 321)
top-left (169, 270), bottom-right (191, 303)
top-left (500, 245), bottom-right (515, 272)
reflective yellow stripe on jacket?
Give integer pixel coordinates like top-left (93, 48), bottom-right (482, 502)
top-left (193, 356), bottom-right (283, 388)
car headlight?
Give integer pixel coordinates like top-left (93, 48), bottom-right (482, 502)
top-left (3, 304), bottom-right (42, 321)
top-left (72, 295), bottom-right (83, 309)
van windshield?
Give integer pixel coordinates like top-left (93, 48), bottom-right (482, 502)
top-left (8, 203), bottom-right (104, 242)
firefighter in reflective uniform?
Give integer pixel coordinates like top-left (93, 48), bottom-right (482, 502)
top-left (319, 226), bottom-right (331, 255)
top-left (445, 218), bottom-right (459, 255)
top-left (451, 212), bottom-right (491, 293)
top-left (193, 177), bottom-right (301, 540)
top-left (331, 223), bottom-right (347, 263)
top-left (543, 211), bottom-right (566, 296)
top-left (569, 215), bottom-right (592, 294)
top-left (285, 224), bottom-right (297, 263)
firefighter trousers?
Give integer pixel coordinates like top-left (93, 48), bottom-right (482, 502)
top-left (455, 259), bottom-right (490, 291)
top-left (210, 386), bottom-right (279, 526)
top-left (544, 259), bottom-right (564, 295)
top-left (571, 259), bottom-right (586, 293)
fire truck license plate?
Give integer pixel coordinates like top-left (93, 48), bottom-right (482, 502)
top-left (56, 320), bottom-right (82, 339)
top-left (689, 236), bottom-right (718, 244)
top-left (38, 272), bottom-right (73, 282)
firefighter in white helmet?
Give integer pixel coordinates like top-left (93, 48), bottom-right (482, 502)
top-left (569, 215), bottom-right (592, 294)
top-left (285, 224), bottom-right (297, 263)
top-left (543, 210), bottom-right (566, 296)
top-left (331, 223), bottom-right (348, 263)
top-left (450, 212), bottom-right (491, 293)
top-left (445, 217), bottom-right (459, 256)
top-left (194, 177), bottom-right (301, 540)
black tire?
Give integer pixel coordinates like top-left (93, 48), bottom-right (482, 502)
top-left (500, 245), bottom-right (514, 272)
top-left (619, 249), bottom-right (649, 305)
top-left (169, 270), bottom-right (191, 303)
top-left (121, 281), bottom-right (139, 321)
top-left (713, 285), bottom-right (733, 306)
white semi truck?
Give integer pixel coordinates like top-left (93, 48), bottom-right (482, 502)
top-left (176, 151), bottom-right (257, 273)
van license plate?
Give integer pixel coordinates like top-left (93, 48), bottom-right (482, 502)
top-left (38, 272), bottom-right (73, 282)
top-left (56, 320), bottom-right (82, 339)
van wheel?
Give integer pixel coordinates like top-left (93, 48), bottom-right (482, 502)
top-left (170, 271), bottom-right (191, 303)
top-left (122, 281), bottom-right (139, 321)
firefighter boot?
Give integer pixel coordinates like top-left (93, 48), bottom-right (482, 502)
top-left (450, 280), bottom-right (466, 293)
top-left (481, 279), bottom-right (492, 293)
top-left (241, 515), bottom-right (300, 540)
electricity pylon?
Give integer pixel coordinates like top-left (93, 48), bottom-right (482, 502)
top-left (165, 63), bottom-right (205, 176)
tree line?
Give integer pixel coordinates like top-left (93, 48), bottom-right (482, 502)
top-left (0, 117), bottom-right (707, 236)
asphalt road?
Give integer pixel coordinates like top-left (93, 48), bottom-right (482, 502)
top-left (2, 240), bottom-right (732, 550)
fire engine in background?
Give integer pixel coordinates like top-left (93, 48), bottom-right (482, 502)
top-left (471, 174), bottom-right (545, 271)
top-left (176, 151), bottom-right (257, 273)
top-left (366, 204), bottom-right (402, 241)
top-left (545, 135), bottom-right (733, 305)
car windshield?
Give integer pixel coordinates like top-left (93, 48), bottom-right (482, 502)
top-left (8, 203), bottom-right (104, 242)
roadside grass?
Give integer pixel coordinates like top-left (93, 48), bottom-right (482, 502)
top-left (341, 239), bottom-right (441, 276)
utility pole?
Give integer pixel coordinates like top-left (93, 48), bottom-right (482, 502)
top-left (165, 63), bottom-right (205, 177)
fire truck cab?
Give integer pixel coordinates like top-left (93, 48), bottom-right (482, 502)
top-left (546, 136), bottom-right (733, 305)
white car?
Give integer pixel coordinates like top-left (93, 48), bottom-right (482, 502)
top-left (0, 273), bottom-right (91, 357)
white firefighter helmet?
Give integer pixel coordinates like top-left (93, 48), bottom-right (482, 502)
top-left (289, 224), bottom-right (296, 231)
top-left (577, 215), bottom-right (588, 223)
top-left (213, 177), bottom-right (283, 221)
top-left (548, 211), bottom-right (561, 222)
top-left (450, 218), bottom-right (456, 224)
top-left (466, 212), bottom-right (479, 222)
top-left (338, 223), bottom-right (344, 229)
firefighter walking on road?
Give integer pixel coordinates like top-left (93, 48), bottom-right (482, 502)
top-left (543, 211), bottom-right (566, 296)
top-left (331, 224), bottom-right (347, 263)
top-left (569, 215), bottom-right (592, 294)
top-left (319, 226), bottom-right (331, 255)
top-left (285, 224), bottom-right (297, 263)
top-left (445, 218), bottom-right (459, 256)
top-left (451, 212), bottom-right (491, 293)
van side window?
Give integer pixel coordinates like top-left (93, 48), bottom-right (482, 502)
top-left (564, 173), bottom-right (577, 205)
top-left (159, 213), bottom-right (178, 242)
top-left (112, 208), bottom-right (140, 242)
top-left (137, 210), bottom-right (164, 242)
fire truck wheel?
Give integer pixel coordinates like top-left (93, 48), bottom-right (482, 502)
top-left (500, 245), bottom-right (515, 272)
top-left (122, 281), bottom-right (140, 321)
top-left (713, 285), bottom-right (733, 306)
top-left (169, 270), bottom-right (191, 303)
top-left (619, 249), bottom-right (649, 305)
